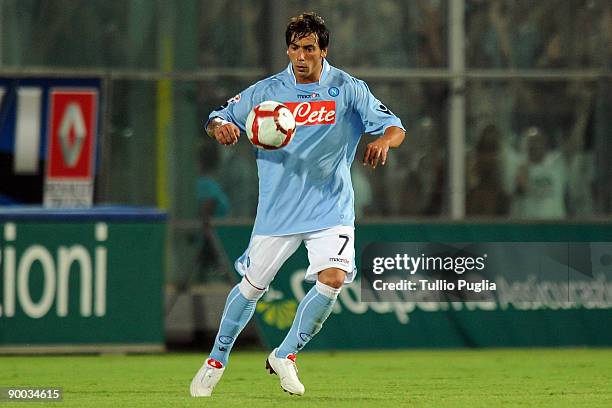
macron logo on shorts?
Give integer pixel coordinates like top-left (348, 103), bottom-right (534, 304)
top-left (329, 257), bottom-right (349, 264)
top-left (284, 101), bottom-right (336, 126)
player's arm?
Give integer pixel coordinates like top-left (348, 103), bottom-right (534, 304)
top-left (352, 78), bottom-right (405, 168)
top-left (206, 117), bottom-right (241, 146)
top-left (206, 84), bottom-right (259, 145)
top-left (363, 126), bottom-right (405, 168)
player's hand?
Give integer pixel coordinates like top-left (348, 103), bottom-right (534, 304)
top-left (363, 138), bottom-right (391, 169)
top-left (213, 122), bottom-right (240, 145)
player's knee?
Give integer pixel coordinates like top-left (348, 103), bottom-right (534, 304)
top-left (317, 268), bottom-right (346, 289)
top-left (238, 276), bottom-right (266, 300)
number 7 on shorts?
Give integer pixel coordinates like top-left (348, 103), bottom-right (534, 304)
top-left (338, 234), bottom-right (349, 255)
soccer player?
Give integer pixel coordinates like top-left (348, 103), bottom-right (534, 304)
top-left (190, 12), bottom-right (405, 397)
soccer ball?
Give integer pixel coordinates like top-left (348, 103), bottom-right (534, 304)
top-left (246, 101), bottom-right (296, 150)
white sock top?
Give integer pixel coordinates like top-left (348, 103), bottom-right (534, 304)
top-left (238, 277), bottom-right (266, 300)
top-left (315, 280), bottom-right (341, 300)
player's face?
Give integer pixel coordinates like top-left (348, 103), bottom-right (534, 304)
top-left (287, 33), bottom-right (327, 84)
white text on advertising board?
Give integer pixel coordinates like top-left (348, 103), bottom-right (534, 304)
top-left (0, 223), bottom-right (107, 318)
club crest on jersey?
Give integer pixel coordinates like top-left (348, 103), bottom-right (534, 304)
top-left (284, 101), bottom-right (336, 126)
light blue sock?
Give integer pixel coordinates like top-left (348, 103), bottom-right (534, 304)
top-left (209, 280), bottom-right (263, 366)
top-left (276, 281), bottom-right (340, 358)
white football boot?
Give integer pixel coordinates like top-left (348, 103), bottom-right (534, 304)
top-left (190, 358), bottom-right (225, 397)
top-left (265, 348), bottom-right (305, 396)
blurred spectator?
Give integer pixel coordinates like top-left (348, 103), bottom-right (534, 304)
top-left (219, 140), bottom-right (258, 218)
top-left (358, 135), bottom-right (391, 216)
top-left (196, 142), bottom-right (229, 279)
top-left (594, 79), bottom-right (611, 214)
top-left (512, 76), bottom-right (598, 218)
top-left (565, 84), bottom-right (597, 216)
top-left (467, 124), bottom-right (510, 216)
top-left (511, 127), bottom-right (567, 219)
top-left (400, 157), bottom-right (430, 215)
top-left (418, 117), bottom-right (447, 216)
top-left (197, 142), bottom-right (229, 219)
top-left (567, 148), bottom-right (596, 216)
top-left (400, 117), bottom-right (444, 215)
top-left (371, 121), bottom-right (430, 216)
top-left (377, 115), bottom-right (447, 216)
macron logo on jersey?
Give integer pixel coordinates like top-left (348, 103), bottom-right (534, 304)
top-left (284, 101), bottom-right (336, 126)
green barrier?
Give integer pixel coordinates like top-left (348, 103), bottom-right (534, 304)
top-left (0, 218), bottom-right (165, 352)
top-left (216, 223), bottom-right (612, 349)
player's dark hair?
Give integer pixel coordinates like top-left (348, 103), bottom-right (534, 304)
top-left (285, 12), bottom-right (329, 50)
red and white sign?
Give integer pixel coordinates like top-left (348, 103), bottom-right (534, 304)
top-left (46, 89), bottom-right (98, 180)
top-left (284, 101), bottom-right (336, 126)
top-left (44, 89), bottom-right (98, 207)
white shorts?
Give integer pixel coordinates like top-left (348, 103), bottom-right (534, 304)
top-left (234, 225), bottom-right (356, 289)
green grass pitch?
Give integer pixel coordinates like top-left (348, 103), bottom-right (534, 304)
top-left (1, 349), bottom-right (611, 407)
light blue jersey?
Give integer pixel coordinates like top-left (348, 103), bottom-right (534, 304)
top-left (207, 60), bottom-right (404, 236)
